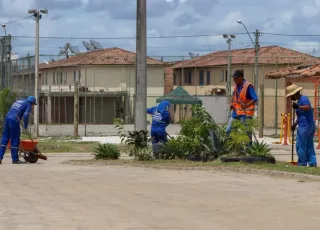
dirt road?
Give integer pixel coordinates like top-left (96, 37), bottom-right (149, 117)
top-left (0, 155), bottom-right (319, 230)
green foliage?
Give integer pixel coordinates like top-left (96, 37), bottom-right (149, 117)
top-left (93, 143), bottom-right (121, 160)
top-left (246, 141), bottom-right (271, 157)
top-left (113, 118), bottom-right (127, 143)
top-left (161, 105), bottom-right (228, 161)
top-left (134, 147), bottom-right (154, 161)
top-left (227, 118), bottom-right (260, 154)
top-left (0, 88), bottom-right (17, 120)
top-left (208, 126), bottom-right (232, 159)
top-left (158, 139), bottom-right (180, 159)
top-left (0, 88), bottom-right (17, 132)
top-left (113, 118), bottom-right (153, 161)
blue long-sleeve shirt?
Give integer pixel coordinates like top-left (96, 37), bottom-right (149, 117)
top-left (147, 100), bottom-right (170, 134)
top-left (232, 80), bottom-right (258, 119)
top-left (296, 95), bottom-right (314, 127)
top-left (6, 100), bottom-right (33, 128)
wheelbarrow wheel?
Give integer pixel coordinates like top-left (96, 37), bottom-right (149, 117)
top-left (23, 151), bottom-right (39, 163)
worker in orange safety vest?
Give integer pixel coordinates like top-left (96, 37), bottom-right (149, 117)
top-left (225, 70), bottom-right (258, 145)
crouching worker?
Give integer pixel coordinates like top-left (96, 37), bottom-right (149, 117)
top-left (286, 84), bottom-right (317, 167)
top-left (146, 100), bottom-right (170, 159)
top-left (0, 96), bottom-right (36, 164)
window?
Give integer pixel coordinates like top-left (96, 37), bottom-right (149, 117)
top-left (199, 71), bottom-right (204, 86)
top-left (184, 71), bottom-right (192, 84)
top-left (44, 72), bottom-right (48, 85)
top-left (63, 72), bottom-right (67, 84)
top-left (53, 72), bottom-right (56, 84)
top-left (173, 74), bottom-right (177, 85)
top-left (59, 72), bottom-right (63, 84)
top-left (225, 70), bottom-right (228, 82)
top-left (74, 70), bottom-right (76, 82)
top-left (188, 71), bottom-right (192, 84)
top-left (164, 73), bottom-right (166, 80)
top-left (220, 70), bottom-right (224, 82)
top-left (206, 71), bottom-right (210, 85)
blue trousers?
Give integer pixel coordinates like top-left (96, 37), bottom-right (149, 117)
top-left (0, 117), bottom-right (20, 162)
top-left (151, 131), bottom-right (167, 155)
top-left (296, 123), bottom-right (317, 167)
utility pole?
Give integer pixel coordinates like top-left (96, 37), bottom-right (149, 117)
top-left (254, 29), bottom-right (260, 116)
top-left (223, 34), bottom-right (235, 117)
top-left (74, 81), bottom-right (79, 137)
top-left (134, 0), bottom-right (147, 131)
top-left (28, 9), bottom-right (48, 137)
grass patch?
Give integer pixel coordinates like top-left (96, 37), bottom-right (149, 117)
top-left (2, 135), bottom-right (126, 153)
top-left (66, 159), bottom-right (320, 178)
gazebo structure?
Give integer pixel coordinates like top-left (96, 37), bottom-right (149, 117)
top-left (265, 62), bottom-right (320, 148)
top-left (156, 86), bottom-right (202, 122)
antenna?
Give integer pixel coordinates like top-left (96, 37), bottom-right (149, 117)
top-left (82, 41), bottom-right (95, 52)
top-left (90, 40), bottom-right (103, 50)
top-left (68, 43), bottom-right (80, 54)
top-left (58, 43), bottom-right (80, 59)
top-left (189, 52), bottom-right (199, 59)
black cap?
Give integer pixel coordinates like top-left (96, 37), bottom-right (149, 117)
top-left (232, 70), bottom-right (244, 78)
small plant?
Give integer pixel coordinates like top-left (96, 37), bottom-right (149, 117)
top-left (114, 118), bottom-right (153, 160)
top-left (208, 127), bottom-right (232, 159)
top-left (227, 118), bottom-right (259, 154)
top-left (114, 118), bottom-right (127, 143)
top-left (159, 137), bottom-right (185, 159)
top-left (93, 143), bottom-right (121, 160)
top-left (134, 147), bottom-right (154, 161)
top-left (246, 141), bottom-right (271, 157)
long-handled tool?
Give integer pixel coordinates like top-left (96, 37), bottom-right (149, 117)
top-left (25, 130), bottom-right (47, 161)
top-left (288, 109), bottom-right (298, 165)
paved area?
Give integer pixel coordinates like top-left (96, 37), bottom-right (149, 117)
top-left (0, 154), bottom-right (320, 230)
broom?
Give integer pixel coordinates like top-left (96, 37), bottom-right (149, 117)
top-left (288, 108), bottom-right (297, 165)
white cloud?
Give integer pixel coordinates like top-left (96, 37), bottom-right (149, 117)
top-left (0, 0), bottom-right (318, 59)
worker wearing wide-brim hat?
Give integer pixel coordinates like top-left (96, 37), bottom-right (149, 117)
top-left (285, 84), bottom-right (317, 167)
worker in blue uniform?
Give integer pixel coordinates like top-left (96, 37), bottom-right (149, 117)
top-left (0, 96), bottom-right (36, 164)
top-left (146, 100), bottom-right (171, 159)
top-left (286, 84), bottom-right (317, 167)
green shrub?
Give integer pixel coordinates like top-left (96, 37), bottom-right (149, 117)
top-left (246, 141), bottom-right (271, 157)
top-left (134, 147), bottom-right (154, 161)
top-left (93, 143), bottom-right (121, 160)
top-left (0, 88), bottom-right (18, 133)
top-left (114, 118), bottom-right (153, 161)
top-left (227, 118), bottom-right (260, 154)
top-left (158, 139), bottom-right (181, 159)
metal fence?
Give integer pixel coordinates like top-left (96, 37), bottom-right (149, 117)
top-left (3, 52), bottom-right (319, 137)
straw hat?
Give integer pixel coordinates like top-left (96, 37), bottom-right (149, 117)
top-left (285, 84), bottom-right (303, 98)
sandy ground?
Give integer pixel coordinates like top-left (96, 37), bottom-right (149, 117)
top-left (0, 154), bottom-right (319, 230)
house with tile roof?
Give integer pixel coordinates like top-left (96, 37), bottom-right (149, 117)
top-left (169, 46), bottom-right (319, 126)
top-left (11, 48), bottom-right (166, 125)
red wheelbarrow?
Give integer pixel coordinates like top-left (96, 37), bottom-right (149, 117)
top-left (7, 139), bottom-right (47, 163)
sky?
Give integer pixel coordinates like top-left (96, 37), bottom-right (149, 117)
top-left (1, 0), bottom-right (320, 62)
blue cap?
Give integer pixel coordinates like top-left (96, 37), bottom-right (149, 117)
top-left (27, 96), bottom-right (37, 105)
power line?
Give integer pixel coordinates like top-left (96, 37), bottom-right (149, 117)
top-left (2, 15), bottom-right (33, 25)
top-left (8, 32), bottom-right (320, 40)
top-left (262, 32), bottom-right (320, 37)
top-left (10, 32), bottom-right (249, 40)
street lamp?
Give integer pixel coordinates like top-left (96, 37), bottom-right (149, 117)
top-left (2, 24), bottom-right (6, 36)
top-left (222, 34), bottom-right (236, 112)
top-left (237, 20), bottom-right (260, 111)
top-left (237, 20), bottom-right (262, 136)
top-left (28, 8), bottom-right (48, 137)
top-left (237, 20), bottom-right (255, 46)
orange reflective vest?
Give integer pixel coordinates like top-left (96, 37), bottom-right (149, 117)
top-left (231, 81), bottom-right (255, 116)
